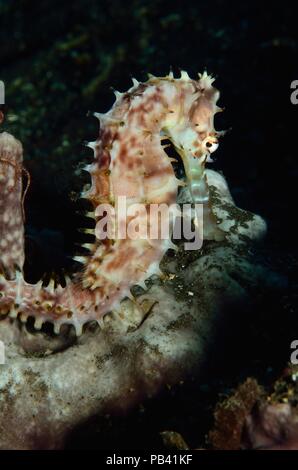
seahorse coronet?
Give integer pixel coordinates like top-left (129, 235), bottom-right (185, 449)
top-left (0, 70), bottom-right (224, 336)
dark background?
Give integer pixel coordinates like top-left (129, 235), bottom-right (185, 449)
top-left (0, 0), bottom-right (297, 449)
top-left (1, 0), bottom-right (297, 255)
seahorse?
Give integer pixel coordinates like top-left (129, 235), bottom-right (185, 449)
top-left (0, 70), bottom-right (223, 335)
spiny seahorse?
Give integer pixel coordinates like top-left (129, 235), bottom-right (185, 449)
top-left (0, 70), bottom-right (223, 335)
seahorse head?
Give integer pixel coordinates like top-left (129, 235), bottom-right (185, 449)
top-left (162, 71), bottom-right (223, 203)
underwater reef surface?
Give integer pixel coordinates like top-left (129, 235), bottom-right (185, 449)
top-left (0, 0), bottom-right (297, 449)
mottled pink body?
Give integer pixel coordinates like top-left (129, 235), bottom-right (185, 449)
top-left (0, 133), bottom-right (24, 277)
top-left (0, 71), bottom-right (222, 334)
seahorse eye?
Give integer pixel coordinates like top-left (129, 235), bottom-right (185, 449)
top-left (203, 137), bottom-right (218, 153)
